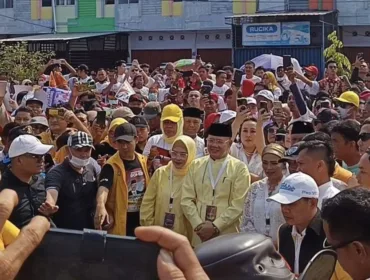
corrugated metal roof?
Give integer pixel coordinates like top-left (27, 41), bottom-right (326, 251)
top-left (226, 11), bottom-right (333, 20)
top-left (0, 32), bottom-right (117, 42)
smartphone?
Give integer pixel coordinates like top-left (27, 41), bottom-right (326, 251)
top-left (283, 55), bottom-right (292, 69)
top-left (240, 105), bottom-right (247, 112)
top-left (200, 85), bottom-right (212, 95)
top-left (260, 101), bottom-right (268, 111)
top-left (17, 228), bottom-right (160, 280)
top-left (276, 134), bottom-right (286, 142)
top-left (54, 59), bottom-right (62, 65)
top-left (44, 153), bottom-right (55, 170)
top-left (321, 100), bottom-right (330, 108)
top-left (273, 101), bottom-right (283, 115)
top-left (181, 70), bottom-right (193, 78)
top-left (358, 52), bottom-right (364, 59)
top-left (48, 108), bottom-right (59, 117)
top-left (237, 98), bottom-right (248, 107)
top-left (233, 69), bottom-right (244, 87)
top-left (97, 111), bottom-right (106, 127)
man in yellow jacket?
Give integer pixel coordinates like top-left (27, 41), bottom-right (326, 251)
top-left (181, 123), bottom-right (251, 246)
top-left (94, 123), bottom-right (150, 236)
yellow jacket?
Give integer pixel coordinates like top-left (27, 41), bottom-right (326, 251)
top-left (181, 154), bottom-right (251, 246)
top-left (140, 135), bottom-right (196, 240)
top-left (40, 130), bottom-right (56, 157)
top-left (105, 151), bottom-right (150, 236)
top-left (331, 262), bottom-right (352, 280)
top-left (0, 220), bottom-right (19, 250)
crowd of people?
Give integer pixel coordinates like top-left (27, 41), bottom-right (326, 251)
top-left (0, 54), bottom-right (369, 280)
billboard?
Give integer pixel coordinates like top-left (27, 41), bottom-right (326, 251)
top-left (242, 22), bottom-right (310, 46)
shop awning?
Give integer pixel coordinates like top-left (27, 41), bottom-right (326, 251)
top-left (225, 10), bottom-right (336, 25)
top-left (0, 32), bottom-right (117, 42)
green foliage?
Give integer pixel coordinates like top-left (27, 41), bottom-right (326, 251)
top-left (323, 31), bottom-right (352, 76)
top-left (0, 42), bottom-right (54, 82)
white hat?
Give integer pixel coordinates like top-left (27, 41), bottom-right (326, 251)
top-left (256, 90), bottom-right (274, 102)
top-left (219, 110), bottom-right (236, 124)
top-left (9, 134), bottom-right (53, 158)
top-left (246, 97), bottom-right (257, 105)
top-left (267, 172), bottom-right (319, 204)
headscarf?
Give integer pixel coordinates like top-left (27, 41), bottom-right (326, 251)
top-left (160, 104), bottom-right (183, 144)
top-left (262, 143), bottom-right (285, 159)
top-left (169, 135), bottom-right (196, 176)
top-left (101, 117), bottom-right (127, 146)
top-left (264, 71), bottom-right (279, 91)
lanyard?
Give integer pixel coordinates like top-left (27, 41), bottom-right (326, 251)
top-left (208, 157), bottom-right (229, 199)
top-left (168, 168), bottom-right (174, 211)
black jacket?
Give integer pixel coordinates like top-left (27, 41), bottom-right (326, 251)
top-left (0, 169), bottom-right (46, 228)
top-left (278, 210), bottom-right (325, 274)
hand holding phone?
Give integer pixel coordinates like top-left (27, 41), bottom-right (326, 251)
top-left (96, 111), bottom-right (106, 128)
top-left (283, 55), bottom-right (292, 70)
top-left (233, 69), bottom-right (244, 88)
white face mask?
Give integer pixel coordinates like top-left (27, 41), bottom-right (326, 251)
top-left (70, 155), bottom-right (89, 168)
top-left (337, 107), bottom-right (349, 119)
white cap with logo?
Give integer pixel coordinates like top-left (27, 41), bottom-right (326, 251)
top-left (267, 172), bottom-right (319, 204)
top-left (9, 134), bottom-right (53, 158)
top-left (219, 110), bottom-right (237, 124)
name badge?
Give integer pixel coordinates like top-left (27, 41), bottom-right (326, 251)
top-left (163, 212), bottom-right (175, 230)
top-left (205, 205), bottom-right (217, 222)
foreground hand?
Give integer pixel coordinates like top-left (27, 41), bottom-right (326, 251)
top-left (94, 205), bottom-right (112, 230)
top-left (0, 189), bottom-right (50, 279)
top-left (135, 226), bottom-right (209, 280)
top-left (38, 201), bottom-right (59, 217)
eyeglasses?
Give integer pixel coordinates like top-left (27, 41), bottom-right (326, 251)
top-left (323, 236), bottom-right (367, 251)
top-left (359, 133), bottom-right (370, 142)
top-left (170, 150), bottom-right (188, 159)
top-left (207, 138), bottom-right (230, 145)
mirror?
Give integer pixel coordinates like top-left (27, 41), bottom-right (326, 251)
top-left (298, 249), bottom-right (337, 280)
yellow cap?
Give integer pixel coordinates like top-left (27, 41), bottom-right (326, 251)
top-left (161, 104), bottom-right (183, 123)
top-left (335, 91), bottom-right (360, 108)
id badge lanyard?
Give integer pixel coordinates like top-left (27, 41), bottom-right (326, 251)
top-left (264, 186), bottom-right (272, 236)
top-left (168, 168), bottom-right (174, 213)
top-left (208, 158), bottom-right (229, 205)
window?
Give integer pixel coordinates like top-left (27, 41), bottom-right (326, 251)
top-left (0, 0), bottom-right (13, 8)
top-left (118, 0), bottom-right (138, 3)
top-left (56, 0), bottom-right (75, 5)
top-left (42, 0), bottom-right (52, 7)
top-left (106, 0), bottom-right (115, 4)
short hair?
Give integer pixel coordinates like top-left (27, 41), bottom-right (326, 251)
top-left (198, 66), bottom-right (208, 72)
top-left (1, 122), bottom-right (19, 139)
top-left (362, 117), bottom-right (370, 126)
top-left (331, 119), bottom-right (361, 143)
top-left (14, 106), bottom-right (32, 116)
top-left (244, 61), bottom-right (255, 68)
top-left (216, 70), bottom-right (226, 78)
top-left (318, 120), bottom-right (339, 136)
top-left (297, 140), bottom-right (336, 177)
top-left (322, 187), bottom-right (370, 243)
top-left (303, 131), bottom-right (332, 143)
top-left (222, 66), bottom-right (233, 72)
top-left (325, 60), bottom-right (337, 68)
top-left (255, 66), bottom-right (265, 72)
top-left (140, 63), bottom-right (150, 68)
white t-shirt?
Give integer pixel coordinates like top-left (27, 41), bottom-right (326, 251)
top-left (318, 181), bottom-right (340, 209)
top-left (195, 136), bottom-right (205, 159)
top-left (241, 75), bottom-right (261, 84)
top-left (296, 79), bottom-right (320, 96)
top-left (96, 81), bottom-right (110, 93)
top-left (143, 134), bottom-right (172, 157)
top-left (212, 84), bottom-right (229, 96)
top-left (44, 73), bottom-right (70, 82)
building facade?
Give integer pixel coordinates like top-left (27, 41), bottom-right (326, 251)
top-left (0, 0), bottom-right (368, 67)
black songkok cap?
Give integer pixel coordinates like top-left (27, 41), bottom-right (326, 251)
top-left (183, 107), bottom-right (203, 120)
top-left (208, 123), bottom-right (232, 138)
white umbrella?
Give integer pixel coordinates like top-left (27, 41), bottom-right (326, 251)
top-left (240, 54), bottom-right (303, 74)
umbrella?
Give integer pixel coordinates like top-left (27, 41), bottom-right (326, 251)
top-left (240, 54), bottom-right (303, 74)
top-left (174, 59), bottom-right (195, 69)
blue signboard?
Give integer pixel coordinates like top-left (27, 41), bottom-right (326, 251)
top-left (242, 22), bottom-right (310, 46)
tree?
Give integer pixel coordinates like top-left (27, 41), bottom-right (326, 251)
top-left (323, 31), bottom-right (352, 77)
top-left (0, 42), bottom-right (54, 82)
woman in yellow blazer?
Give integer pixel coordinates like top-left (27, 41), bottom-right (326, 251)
top-left (140, 135), bottom-right (196, 239)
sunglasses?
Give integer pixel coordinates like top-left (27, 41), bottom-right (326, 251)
top-left (24, 153), bottom-right (45, 161)
top-left (359, 133), bottom-right (370, 142)
top-left (24, 82), bottom-right (32, 86)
